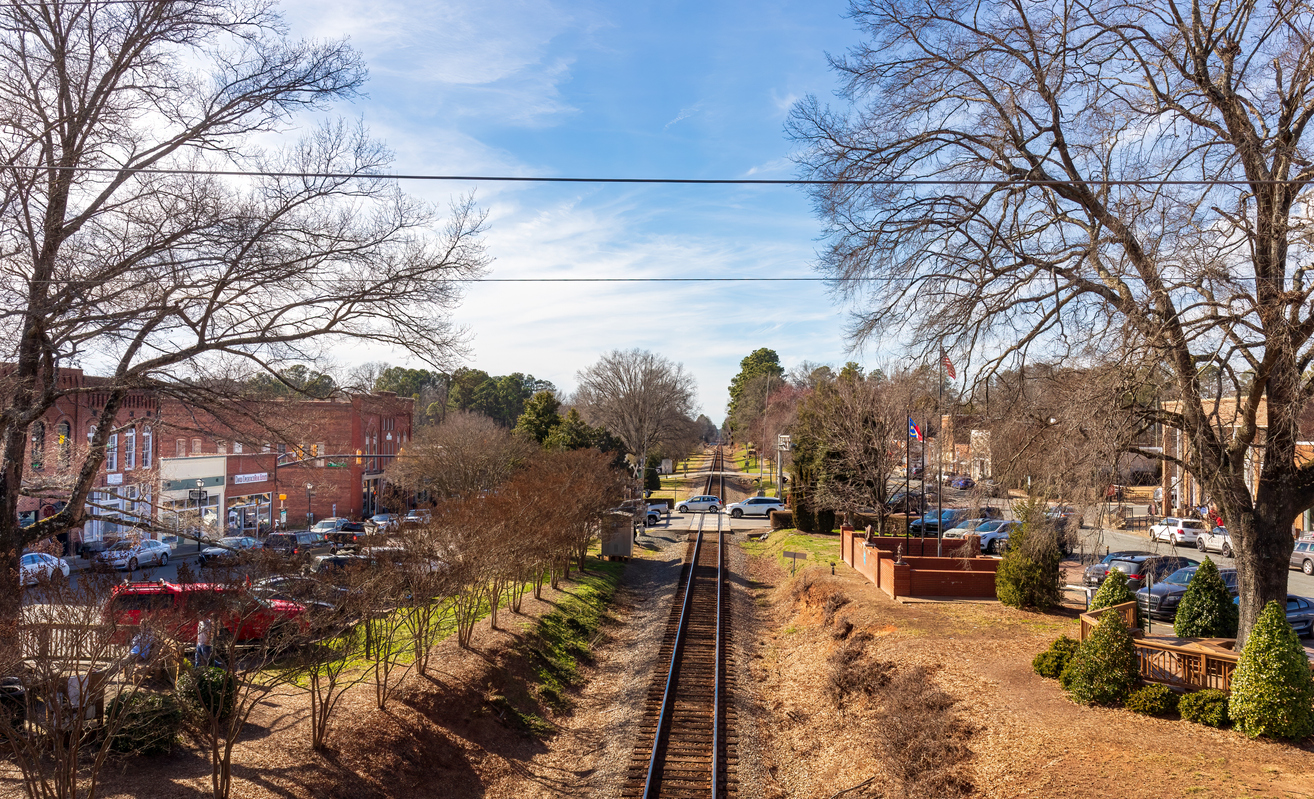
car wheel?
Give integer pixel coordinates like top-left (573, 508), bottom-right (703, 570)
top-left (731, 509), bottom-right (744, 519)
top-left (678, 505), bottom-right (688, 513)
top-left (1196, 538), bottom-right (1207, 552)
top-left (1304, 559), bottom-right (1313, 576)
top-left (1221, 543), bottom-right (1232, 558)
top-left (710, 506), bottom-right (720, 514)
top-left (160, 553), bottom-right (168, 567)
top-left (128, 557), bottom-right (138, 571)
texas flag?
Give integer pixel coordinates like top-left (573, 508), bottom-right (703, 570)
top-left (909, 418), bottom-right (923, 441)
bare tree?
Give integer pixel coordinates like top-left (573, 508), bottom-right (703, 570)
top-left (790, 0), bottom-right (1314, 642)
top-left (0, 0), bottom-right (488, 629)
top-left (574, 350), bottom-right (697, 501)
top-left (385, 410), bottom-right (533, 500)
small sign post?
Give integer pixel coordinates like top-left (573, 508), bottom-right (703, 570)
top-left (188, 489), bottom-right (207, 502)
top-left (782, 550), bottom-right (808, 575)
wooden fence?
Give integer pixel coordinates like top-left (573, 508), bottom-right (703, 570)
top-left (1077, 601), bottom-right (1314, 692)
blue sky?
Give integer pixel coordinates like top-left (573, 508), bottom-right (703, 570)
top-left (281, 0), bottom-right (866, 423)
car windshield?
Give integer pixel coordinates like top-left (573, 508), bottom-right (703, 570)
top-left (976, 520), bottom-right (1005, 532)
top-left (107, 541), bottom-right (133, 551)
top-left (1163, 567), bottom-right (1197, 585)
top-left (1109, 560), bottom-right (1141, 574)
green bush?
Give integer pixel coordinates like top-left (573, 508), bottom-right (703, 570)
top-left (108, 693), bottom-right (183, 755)
top-left (1090, 570), bottom-right (1135, 611)
top-left (1125, 684), bottom-right (1178, 717)
top-left (1173, 557), bottom-right (1238, 638)
top-left (177, 666), bottom-right (237, 718)
top-left (1032, 635), bottom-right (1080, 679)
top-left (1228, 600), bottom-right (1314, 739)
top-left (816, 509), bottom-right (837, 533)
top-left (996, 499), bottom-right (1063, 610)
top-left (1061, 610), bottom-right (1139, 706)
top-left (1179, 689), bottom-right (1230, 728)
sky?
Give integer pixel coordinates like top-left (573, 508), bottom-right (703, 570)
top-left (279, 0), bottom-right (866, 424)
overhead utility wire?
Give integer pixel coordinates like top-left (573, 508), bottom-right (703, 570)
top-left (5, 164), bottom-right (1306, 186)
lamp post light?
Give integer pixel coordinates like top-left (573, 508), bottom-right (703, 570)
top-left (306, 483), bottom-right (314, 528)
top-left (195, 479), bottom-right (205, 552)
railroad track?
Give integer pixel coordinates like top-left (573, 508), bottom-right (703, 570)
top-left (624, 446), bottom-right (737, 799)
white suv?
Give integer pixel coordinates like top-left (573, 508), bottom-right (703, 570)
top-left (677, 495), bottom-right (722, 514)
top-left (724, 497), bottom-right (784, 518)
top-left (1150, 517), bottom-right (1207, 546)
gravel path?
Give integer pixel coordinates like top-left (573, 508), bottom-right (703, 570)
top-left (510, 530), bottom-right (689, 798)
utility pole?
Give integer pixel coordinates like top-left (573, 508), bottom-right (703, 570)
top-left (937, 344), bottom-right (944, 557)
top-left (760, 373), bottom-right (770, 490)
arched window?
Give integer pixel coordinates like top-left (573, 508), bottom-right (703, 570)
top-left (57, 420), bottom-right (70, 467)
top-left (30, 422), bottom-right (44, 471)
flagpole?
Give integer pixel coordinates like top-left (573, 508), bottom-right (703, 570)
top-left (938, 345), bottom-right (944, 557)
top-left (905, 408), bottom-right (911, 546)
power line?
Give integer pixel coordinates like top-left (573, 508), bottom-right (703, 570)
top-left (4, 163), bottom-right (1308, 186)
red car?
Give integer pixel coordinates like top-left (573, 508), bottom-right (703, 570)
top-left (103, 580), bottom-right (308, 643)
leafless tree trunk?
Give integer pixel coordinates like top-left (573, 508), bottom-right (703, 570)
top-left (790, 0), bottom-right (1314, 643)
top-left (0, 0), bottom-right (488, 637)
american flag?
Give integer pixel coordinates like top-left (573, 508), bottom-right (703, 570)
top-left (941, 355), bottom-right (956, 379)
top-left (908, 418), bottom-right (923, 441)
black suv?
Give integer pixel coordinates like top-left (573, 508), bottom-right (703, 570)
top-left (325, 521), bottom-right (368, 551)
top-left (262, 531), bottom-right (333, 559)
top-left (1104, 554), bottom-right (1196, 591)
top-left (1137, 565), bottom-right (1239, 621)
top-left (1083, 550), bottom-right (1155, 588)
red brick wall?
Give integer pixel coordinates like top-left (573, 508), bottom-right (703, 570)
top-left (908, 569), bottom-right (998, 598)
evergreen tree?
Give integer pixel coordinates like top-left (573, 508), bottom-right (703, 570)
top-left (1090, 569), bottom-right (1135, 611)
top-left (514, 391), bottom-right (562, 444)
top-left (1173, 557), bottom-right (1239, 638)
top-left (1061, 610), bottom-right (1139, 706)
top-left (1229, 601), bottom-right (1314, 739)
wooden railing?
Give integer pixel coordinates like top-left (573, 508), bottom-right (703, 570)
top-left (19, 623), bottom-right (114, 662)
top-left (1132, 638), bottom-right (1238, 691)
top-left (1078, 600), bottom-right (1138, 641)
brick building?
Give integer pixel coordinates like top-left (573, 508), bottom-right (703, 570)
top-left (19, 367), bottom-right (413, 550)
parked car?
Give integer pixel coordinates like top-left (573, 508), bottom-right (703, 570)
top-left (1104, 554), bottom-right (1196, 590)
top-left (249, 574), bottom-right (351, 608)
top-left (310, 517), bottom-right (349, 535)
top-left (1292, 540), bottom-right (1314, 575)
top-left (262, 531), bottom-right (333, 560)
top-left (677, 495), bottom-right (722, 514)
top-left (949, 476), bottom-right (976, 490)
top-left (1232, 594), bottom-right (1314, 637)
top-left (1196, 526), bottom-right (1235, 557)
top-left (365, 513), bottom-right (400, 534)
top-left (1046, 506), bottom-right (1079, 531)
top-left (198, 536), bottom-right (260, 567)
top-left (103, 581), bottom-right (307, 643)
top-left (1137, 565), bottom-right (1239, 621)
top-left (1149, 517), bottom-right (1208, 546)
top-left (724, 497), bottom-right (785, 518)
top-left (885, 491), bottom-right (930, 514)
top-left (403, 509), bottom-right (432, 527)
top-left (978, 521), bottom-right (1020, 555)
top-left (909, 507), bottom-right (1001, 536)
top-left (645, 503), bottom-right (666, 526)
top-left (941, 518), bottom-right (996, 538)
top-left (1082, 550), bottom-right (1155, 588)
top-left (95, 538), bottom-right (170, 571)
top-left (325, 521), bottom-right (368, 550)
top-left (19, 552), bottom-right (69, 587)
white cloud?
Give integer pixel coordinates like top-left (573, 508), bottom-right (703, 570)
top-left (663, 103), bottom-right (702, 130)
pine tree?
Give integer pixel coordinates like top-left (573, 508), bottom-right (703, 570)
top-left (1090, 569), bottom-right (1135, 610)
top-left (1173, 557), bottom-right (1239, 638)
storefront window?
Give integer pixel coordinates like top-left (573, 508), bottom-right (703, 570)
top-left (226, 492), bottom-right (272, 535)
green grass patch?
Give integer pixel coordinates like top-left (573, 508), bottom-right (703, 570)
top-left (740, 528), bottom-right (841, 570)
top-left (522, 557), bottom-right (624, 714)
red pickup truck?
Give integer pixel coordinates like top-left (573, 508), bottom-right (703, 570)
top-left (103, 580), bottom-right (307, 643)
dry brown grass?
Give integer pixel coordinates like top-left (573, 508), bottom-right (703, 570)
top-left (872, 666), bottom-right (974, 799)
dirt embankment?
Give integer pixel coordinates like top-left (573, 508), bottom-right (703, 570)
top-left (733, 531), bottom-right (1314, 799)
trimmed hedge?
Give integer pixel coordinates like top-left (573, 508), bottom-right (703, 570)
top-left (1090, 570), bottom-right (1135, 611)
top-left (108, 693), bottom-right (183, 755)
top-left (1032, 635), bottom-right (1080, 679)
top-left (178, 666), bottom-right (237, 719)
top-left (1125, 684), bottom-right (1178, 717)
top-left (1180, 689), bottom-right (1230, 728)
top-left (1228, 600), bottom-right (1314, 739)
top-left (1061, 610), bottom-right (1139, 706)
top-left (1173, 557), bottom-right (1238, 638)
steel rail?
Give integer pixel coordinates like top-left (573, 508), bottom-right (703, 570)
top-left (712, 504), bottom-right (724, 797)
top-left (642, 507), bottom-right (705, 799)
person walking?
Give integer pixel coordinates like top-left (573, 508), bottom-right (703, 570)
top-left (195, 617), bottom-right (214, 668)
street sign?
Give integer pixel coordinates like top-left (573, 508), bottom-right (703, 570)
top-left (778, 434), bottom-right (791, 451)
top-left (188, 489), bottom-right (207, 502)
top-left (783, 550), bottom-right (808, 574)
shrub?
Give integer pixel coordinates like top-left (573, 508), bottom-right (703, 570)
top-left (1090, 570), bottom-right (1135, 611)
top-left (108, 693), bottom-right (183, 755)
top-left (1062, 610), bottom-right (1139, 706)
top-left (178, 666), bottom-right (237, 718)
top-left (1125, 684), bottom-right (1178, 717)
top-left (1179, 689), bottom-right (1230, 728)
top-left (996, 499), bottom-right (1063, 610)
top-left (1228, 600), bottom-right (1314, 739)
top-left (1032, 635), bottom-right (1080, 679)
top-left (1173, 557), bottom-right (1238, 638)
top-left (816, 509), bottom-right (837, 533)
top-left (872, 667), bottom-right (974, 799)
top-left (826, 631), bottom-right (891, 707)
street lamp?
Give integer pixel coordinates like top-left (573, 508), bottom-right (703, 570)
top-left (306, 483), bottom-right (314, 528)
top-left (195, 479), bottom-right (205, 552)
